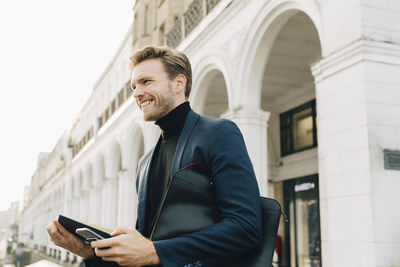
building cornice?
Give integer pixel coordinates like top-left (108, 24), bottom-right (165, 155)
top-left (312, 38), bottom-right (400, 83)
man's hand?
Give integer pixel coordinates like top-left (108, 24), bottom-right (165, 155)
top-left (91, 226), bottom-right (160, 267)
top-left (46, 219), bottom-right (94, 259)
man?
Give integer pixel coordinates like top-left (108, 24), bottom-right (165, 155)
top-left (47, 46), bottom-right (261, 266)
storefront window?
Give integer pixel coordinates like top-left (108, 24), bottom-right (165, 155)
top-left (283, 175), bottom-right (322, 267)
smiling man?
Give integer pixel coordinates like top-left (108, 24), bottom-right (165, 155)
top-left (47, 46), bottom-right (262, 267)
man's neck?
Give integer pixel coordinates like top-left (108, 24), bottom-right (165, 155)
top-left (155, 101), bottom-right (191, 139)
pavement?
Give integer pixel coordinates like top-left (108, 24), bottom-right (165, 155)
top-left (25, 260), bottom-right (64, 267)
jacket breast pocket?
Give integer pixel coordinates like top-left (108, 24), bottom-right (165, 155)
top-left (151, 169), bottom-right (219, 241)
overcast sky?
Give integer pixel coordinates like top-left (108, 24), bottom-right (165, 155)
top-left (0, 1), bottom-right (134, 211)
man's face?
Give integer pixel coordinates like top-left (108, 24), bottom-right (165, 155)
top-left (131, 59), bottom-right (177, 121)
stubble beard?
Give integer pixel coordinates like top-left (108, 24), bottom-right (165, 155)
top-left (143, 84), bottom-right (175, 122)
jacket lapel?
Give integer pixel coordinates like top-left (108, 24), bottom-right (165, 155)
top-left (170, 110), bottom-right (200, 175)
top-left (137, 138), bottom-right (161, 235)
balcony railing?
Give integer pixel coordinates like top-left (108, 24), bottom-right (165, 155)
top-left (166, 20), bottom-right (182, 48)
top-left (166, 0), bottom-right (222, 48)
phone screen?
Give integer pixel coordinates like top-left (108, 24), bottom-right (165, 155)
top-left (76, 228), bottom-right (105, 242)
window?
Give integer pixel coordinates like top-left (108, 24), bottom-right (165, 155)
top-left (111, 99), bottom-right (116, 114)
top-left (118, 89), bottom-right (125, 107)
top-left (125, 82), bottom-right (133, 98)
top-left (280, 100), bottom-right (317, 156)
top-left (98, 116), bottom-right (103, 129)
top-left (144, 6), bottom-right (150, 35)
top-left (159, 23), bottom-right (165, 45)
top-left (104, 109), bottom-right (109, 122)
top-left (89, 126), bottom-right (93, 139)
top-left (283, 175), bottom-right (322, 266)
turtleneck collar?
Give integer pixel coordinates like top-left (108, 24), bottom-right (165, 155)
top-left (155, 101), bottom-right (191, 139)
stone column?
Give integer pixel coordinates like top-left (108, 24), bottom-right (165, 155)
top-left (64, 176), bottom-right (72, 216)
top-left (102, 178), bottom-right (118, 229)
top-left (117, 169), bottom-right (137, 227)
top-left (72, 196), bottom-right (79, 219)
top-left (312, 37), bottom-right (400, 266)
top-left (79, 191), bottom-right (89, 222)
top-left (92, 185), bottom-right (102, 224)
top-left (222, 108), bottom-right (271, 196)
top-left (88, 188), bottom-right (95, 222)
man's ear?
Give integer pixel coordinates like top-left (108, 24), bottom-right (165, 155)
top-left (174, 74), bottom-right (186, 95)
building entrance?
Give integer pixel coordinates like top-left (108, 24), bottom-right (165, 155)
top-left (283, 175), bottom-right (321, 267)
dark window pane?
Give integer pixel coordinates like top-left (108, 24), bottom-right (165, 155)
top-left (126, 84), bottom-right (133, 98)
top-left (280, 100), bottom-right (317, 156)
top-left (111, 99), bottom-right (116, 114)
top-left (118, 89), bottom-right (125, 107)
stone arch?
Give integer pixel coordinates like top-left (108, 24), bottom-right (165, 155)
top-left (112, 121), bottom-right (146, 226)
top-left (238, 0), bottom-right (322, 109)
top-left (70, 174), bottom-right (80, 218)
top-left (124, 123), bottom-right (145, 170)
top-left (65, 175), bottom-right (74, 216)
top-left (93, 153), bottom-right (106, 187)
top-left (82, 163), bottom-right (93, 190)
top-left (106, 141), bottom-right (122, 179)
top-left (191, 53), bottom-right (233, 116)
top-left (65, 175), bottom-right (73, 200)
top-left (78, 171), bottom-right (83, 194)
top-left (90, 154), bottom-right (106, 224)
top-left (240, 2), bottom-right (323, 265)
top-left (57, 184), bottom-right (64, 212)
top-left (81, 166), bottom-right (90, 192)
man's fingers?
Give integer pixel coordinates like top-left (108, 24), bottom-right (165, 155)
top-left (111, 226), bottom-right (133, 236)
top-left (53, 221), bottom-right (69, 236)
top-left (95, 247), bottom-right (110, 257)
top-left (91, 236), bottom-right (117, 249)
top-left (46, 222), bottom-right (61, 239)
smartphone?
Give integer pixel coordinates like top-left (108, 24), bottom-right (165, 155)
top-left (76, 228), bottom-right (106, 243)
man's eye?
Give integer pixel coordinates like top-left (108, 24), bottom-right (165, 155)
top-left (144, 80), bottom-right (151, 84)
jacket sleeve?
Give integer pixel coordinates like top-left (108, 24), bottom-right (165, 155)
top-left (153, 120), bottom-right (262, 267)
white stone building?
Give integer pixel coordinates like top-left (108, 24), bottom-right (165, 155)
top-left (19, 0), bottom-right (400, 266)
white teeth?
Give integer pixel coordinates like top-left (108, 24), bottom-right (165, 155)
top-left (141, 100), bottom-right (152, 108)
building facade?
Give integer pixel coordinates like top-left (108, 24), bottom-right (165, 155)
top-left (19, 0), bottom-right (400, 266)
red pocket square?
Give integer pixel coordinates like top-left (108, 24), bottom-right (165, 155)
top-left (182, 161), bottom-right (201, 170)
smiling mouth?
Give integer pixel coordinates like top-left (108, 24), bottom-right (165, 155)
top-left (141, 100), bottom-right (153, 109)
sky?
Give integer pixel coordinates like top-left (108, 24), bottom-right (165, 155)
top-left (0, 1), bottom-right (134, 211)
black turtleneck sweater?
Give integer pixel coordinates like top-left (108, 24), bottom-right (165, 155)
top-left (147, 101), bottom-right (191, 235)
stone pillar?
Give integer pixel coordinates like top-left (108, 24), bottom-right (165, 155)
top-left (222, 108), bottom-right (271, 196)
top-left (64, 176), bottom-right (72, 216)
top-left (312, 40), bottom-right (400, 267)
top-left (92, 185), bottom-right (102, 224)
top-left (88, 188), bottom-right (95, 222)
top-left (117, 169), bottom-right (137, 227)
top-left (72, 196), bottom-right (79, 219)
top-left (79, 191), bottom-right (89, 221)
top-left (61, 250), bottom-right (68, 262)
top-left (102, 179), bottom-right (118, 229)
top-left (312, 1), bottom-right (400, 265)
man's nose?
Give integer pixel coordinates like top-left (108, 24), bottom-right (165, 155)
top-left (133, 86), bottom-right (144, 99)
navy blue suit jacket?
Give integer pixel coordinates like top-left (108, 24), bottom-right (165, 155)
top-left (136, 110), bottom-right (262, 267)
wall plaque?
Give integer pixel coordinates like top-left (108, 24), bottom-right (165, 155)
top-left (384, 149), bottom-right (400, 170)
